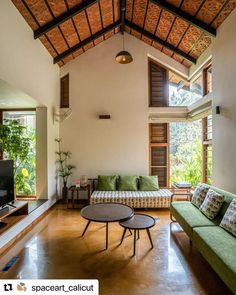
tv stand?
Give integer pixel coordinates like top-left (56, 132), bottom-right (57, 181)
top-left (0, 201), bottom-right (28, 235)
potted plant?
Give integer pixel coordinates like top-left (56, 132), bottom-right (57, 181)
top-left (55, 138), bottom-right (75, 203)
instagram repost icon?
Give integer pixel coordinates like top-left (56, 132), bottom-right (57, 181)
top-left (17, 283), bottom-right (27, 292)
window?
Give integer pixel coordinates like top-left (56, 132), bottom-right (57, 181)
top-left (202, 115), bottom-right (212, 184)
top-left (203, 65), bottom-right (212, 95)
top-left (149, 60), bottom-right (168, 107)
top-left (149, 123), bottom-right (170, 188)
top-left (170, 120), bottom-right (202, 187)
top-left (60, 74), bottom-right (69, 108)
top-left (1, 110), bottom-right (36, 196)
top-left (190, 73), bottom-right (203, 102)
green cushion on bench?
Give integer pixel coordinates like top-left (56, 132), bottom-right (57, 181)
top-left (193, 226), bottom-right (236, 294)
top-left (171, 201), bottom-right (219, 238)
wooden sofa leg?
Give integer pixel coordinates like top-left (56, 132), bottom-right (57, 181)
top-left (190, 240), bottom-right (192, 247)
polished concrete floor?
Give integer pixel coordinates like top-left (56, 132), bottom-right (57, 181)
top-left (0, 205), bottom-right (232, 295)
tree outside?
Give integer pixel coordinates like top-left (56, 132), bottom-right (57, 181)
top-left (1, 112), bottom-right (36, 196)
top-left (169, 86), bottom-right (203, 187)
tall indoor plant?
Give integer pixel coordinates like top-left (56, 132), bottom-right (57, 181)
top-left (55, 138), bottom-right (75, 203)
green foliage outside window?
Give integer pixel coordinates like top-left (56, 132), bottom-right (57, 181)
top-left (0, 119), bottom-right (36, 196)
top-left (169, 88), bottom-right (203, 187)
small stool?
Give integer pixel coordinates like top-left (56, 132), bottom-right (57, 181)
top-left (119, 213), bottom-right (156, 256)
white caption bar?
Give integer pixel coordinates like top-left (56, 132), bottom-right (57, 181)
top-left (0, 280), bottom-right (99, 295)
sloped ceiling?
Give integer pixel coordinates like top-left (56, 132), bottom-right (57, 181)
top-left (12, 0), bottom-right (236, 67)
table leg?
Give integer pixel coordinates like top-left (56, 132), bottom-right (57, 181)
top-left (133, 230), bottom-right (136, 256)
top-left (146, 228), bottom-right (153, 249)
top-left (77, 190), bottom-right (79, 208)
top-left (82, 220), bottom-right (91, 236)
top-left (120, 228), bottom-right (127, 245)
top-left (106, 222), bottom-right (109, 250)
top-left (128, 229), bottom-right (132, 235)
top-left (72, 191), bottom-right (75, 209)
top-left (67, 192), bottom-right (69, 209)
top-left (137, 230), bottom-right (140, 240)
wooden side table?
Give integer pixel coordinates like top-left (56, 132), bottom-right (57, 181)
top-left (67, 185), bottom-right (91, 209)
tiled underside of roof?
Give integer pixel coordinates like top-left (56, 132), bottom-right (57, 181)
top-left (12, 0), bottom-right (236, 67)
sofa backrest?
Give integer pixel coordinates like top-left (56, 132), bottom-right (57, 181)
top-left (209, 185), bottom-right (236, 219)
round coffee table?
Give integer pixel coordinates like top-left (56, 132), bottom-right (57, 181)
top-left (119, 213), bottom-right (156, 256)
top-left (80, 203), bottom-right (134, 250)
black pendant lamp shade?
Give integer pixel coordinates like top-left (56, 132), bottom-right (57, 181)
top-left (115, 50), bottom-right (133, 64)
top-left (115, 33), bottom-right (133, 64)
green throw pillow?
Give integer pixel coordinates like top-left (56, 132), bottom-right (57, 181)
top-left (139, 176), bottom-right (159, 191)
top-left (118, 176), bottom-right (138, 191)
top-left (97, 175), bottom-right (117, 191)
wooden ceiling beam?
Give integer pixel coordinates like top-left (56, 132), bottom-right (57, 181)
top-left (34, 0), bottom-right (97, 39)
top-left (125, 20), bottom-right (197, 64)
top-left (120, 0), bottom-right (126, 34)
top-left (150, 0), bottom-right (216, 37)
top-left (54, 20), bottom-right (122, 63)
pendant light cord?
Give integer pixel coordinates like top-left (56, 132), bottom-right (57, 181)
top-left (123, 33), bottom-right (124, 51)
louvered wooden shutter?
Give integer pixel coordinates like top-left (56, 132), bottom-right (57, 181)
top-left (60, 74), bottom-right (69, 108)
top-left (149, 61), bottom-right (168, 107)
top-left (149, 123), bottom-right (170, 188)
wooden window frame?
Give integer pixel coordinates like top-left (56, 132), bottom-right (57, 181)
top-left (148, 59), bottom-right (169, 107)
top-left (202, 117), bottom-right (212, 184)
top-left (149, 123), bottom-right (170, 188)
top-left (203, 64), bottom-right (212, 95)
top-left (60, 73), bottom-right (69, 108)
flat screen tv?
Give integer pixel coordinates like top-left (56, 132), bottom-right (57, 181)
top-left (0, 160), bottom-right (14, 207)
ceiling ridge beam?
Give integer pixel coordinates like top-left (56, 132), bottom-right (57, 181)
top-left (54, 20), bottom-right (122, 64)
top-left (34, 0), bottom-right (97, 39)
top-left (150, 0), bottom-right (216, 37)
top-left (120, 0), bottom-right (126, 34)
top-left (125, 19), bottom-right (196, 64)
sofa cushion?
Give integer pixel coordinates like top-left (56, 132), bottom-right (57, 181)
top-left (193, 226), bottom-right (236, 294)
top-left (200, 189), bottom-right (224, 220)
top-left (170, 201), bottom-right (218, 238)
top-left (97, 175), bottom-right (117, 191)
top-left (210, 186), bottom-right (236, 220)
top-left (220, 199), bottom-right (236, 237)
top-left (118, 176), bottom-right (138, 191)
top-left (139, 176), bottom-right (159, 191)
top-left (191, 183), bottom-right (210, 208)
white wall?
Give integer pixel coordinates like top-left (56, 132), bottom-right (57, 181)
top-left (0, 1), bottom-right (59, 247)
top-left (60, 33), bottom-right (188, 181)
top-left (212, 8), bottom-right (236, 192)
top-left (0, 1), bottom-right (59, 200)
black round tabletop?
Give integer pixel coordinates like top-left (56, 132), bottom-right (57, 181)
top-left (80, 203), bottom-right (134, 223)
top-left (119, 213), bottom-right (156, 229)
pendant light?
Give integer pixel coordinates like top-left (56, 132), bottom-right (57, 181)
top-left (115, 33), bottom-right (133, 64)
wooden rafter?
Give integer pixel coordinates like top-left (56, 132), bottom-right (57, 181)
top-left (120, 0), bottom-right (126, 34)
top-left (150, 0), bottom-right (216, 37)
top-left (54, 20), bottom-right (122, 63)
top-left (34, 0), bottom-right (97, 39)
top-left (125, 20), bottom-right (196, 64)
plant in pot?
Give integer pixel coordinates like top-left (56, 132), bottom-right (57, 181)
top-left (55, 138), bottom-right (75, 203)
top-left (0, 119), bottom-right (33, 196)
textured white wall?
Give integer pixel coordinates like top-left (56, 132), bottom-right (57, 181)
top-left (0, 1), bottom-right (59, 247)
top-left (212, 8), bottom-right (236, 192)
top-left (60, 33), bottom-right (188, 182)
top-left (0, 1), bottom-right (60, 200)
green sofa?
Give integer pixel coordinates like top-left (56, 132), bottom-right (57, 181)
top-left (170, 185), bottom-right (236, 294)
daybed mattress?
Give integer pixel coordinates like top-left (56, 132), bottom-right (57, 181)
top-left (90, 190), bottom-right (172, 208)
